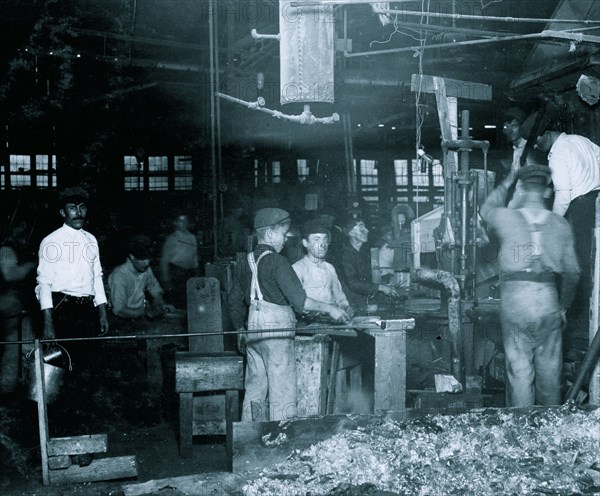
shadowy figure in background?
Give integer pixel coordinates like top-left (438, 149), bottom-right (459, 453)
top-left (160, 213), bottom-right (199, 309)
top-left (109, 235), bottom-right (175, 322)
top-left (220, 205), bottom-right (251, 257)
top-left (0, 219), bottom-right (36, 399)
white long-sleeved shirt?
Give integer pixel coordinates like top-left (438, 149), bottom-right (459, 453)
top-left (548, 133), bottom-right (600, 216)
top-left (292, 256), bottom-right (349, 308)
top-left (35, 224), bottom-right (108, 310)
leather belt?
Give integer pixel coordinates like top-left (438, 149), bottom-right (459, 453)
top-left (499, 271), bottom-right (556, 284)
top-left (53, 292), bottom-right (94, 305)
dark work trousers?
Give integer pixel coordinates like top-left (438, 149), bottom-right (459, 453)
top-left (566, 190), bottom-right (600, 323)
top-left (51, 292), bottom-right (99, 370)
top-left (500, 281), bottom-right (564, 407)
top-left (48, 293), bottom-right (100, 435)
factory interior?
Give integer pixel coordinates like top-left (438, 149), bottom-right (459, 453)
top-left (1, 1), bottom-right (600, 495)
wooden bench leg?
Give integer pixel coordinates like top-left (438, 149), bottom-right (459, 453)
top-left (225, 390), bottom-right (239, 472)
top-left (179, 393), bottom-right (193, 458)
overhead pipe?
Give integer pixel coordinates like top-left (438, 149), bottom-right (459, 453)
top-left (412, 268), bottom-right (464, 386)
top-left (216, 92), bottom-right (340, 124)
top-left (344, 30), bottom-right (600, 58)
top-left (292, 1), bottom-right (600, 25)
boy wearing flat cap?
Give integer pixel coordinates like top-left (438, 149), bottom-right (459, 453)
top-left (292, 219), bottom-right (353, 319)
top-left (229, 208), bottom-right (350, 421)
top-left (480, 165), bottom-right (580, 408)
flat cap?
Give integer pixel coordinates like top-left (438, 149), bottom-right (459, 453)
top-left (302, 218), bottom-right (330, 238)
top-left (253, 208), bottom-right (290, 229)
top-left (518, 164), bottom-right (551, 186)
top-left (503, 107), bottom-right (527, 125)
top-left (128, 234), bottom-right (154, 259)
top-left (59, 186), bottom-right (89, 203)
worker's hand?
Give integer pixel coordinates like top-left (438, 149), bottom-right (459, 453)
top-left (345, 306), bottom-right (355, 319)
top-left (329, 306), bottom-right (351, 324)
top-left (98, 304), bottom-right (110, 336)
top-left (236, 328), bottom-right (247, 354)
top-left (163, 304), bottom-right (176, 314)
top-left (43, 319), bottom-right (56, 341)
top-left (379, 284), bottom-right (399, 298)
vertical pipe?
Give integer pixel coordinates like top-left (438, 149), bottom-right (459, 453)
top-left (471, 171), bottom-right (478, 299)
top-left (214, 0), bottom-right (224, 228)
top-left (459, 111), bottom-right (470, 277)
top-left (208, 0), bottom-right (218, 260)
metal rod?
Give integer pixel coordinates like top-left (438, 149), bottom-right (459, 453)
top-left (0, 323), bottom-right (384, 346)
top-left (208, 0), bottom-right (218, 261)
top-left (292, 1), bottom-right (600, 25)
top-left (459, 111), bottom-right (470, 279)
top-left (345, 30), bottom-right (600, 58)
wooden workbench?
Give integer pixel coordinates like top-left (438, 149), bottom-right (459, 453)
top-left (109, 310), bottom-right (187, 393)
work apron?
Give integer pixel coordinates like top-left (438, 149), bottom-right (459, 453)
top-left (242, 251), bottom-right (297, 421)
top-left (246, 251), bottom-right (296, 341)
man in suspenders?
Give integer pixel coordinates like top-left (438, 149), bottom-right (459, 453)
top-left (480, 165), bottom-right (580, 407)
top-left (229, 208), bottom-right (351, 421)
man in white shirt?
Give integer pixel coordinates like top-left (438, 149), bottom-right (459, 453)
top-left (292, 219), bottom-right (353, 320)
top-left (160, 213), bottom-right (199, 309)
top-left (535, 130), bottom-right (600, 322)
top-left (36, 187), bottom-right (109, 363)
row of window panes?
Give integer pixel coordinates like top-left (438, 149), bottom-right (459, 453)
top-left (123, 155), bottom-right (193, 191)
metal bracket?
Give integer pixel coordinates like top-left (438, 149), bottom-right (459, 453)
top-left (251, 29), bottom-right (280, 42)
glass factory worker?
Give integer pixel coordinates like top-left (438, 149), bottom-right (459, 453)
top-left (480, 165), bottom-right (579, 407)
top-left (229, 208), bottom-right (350, 422)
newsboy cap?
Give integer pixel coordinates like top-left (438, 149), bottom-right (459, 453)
top-left (128, 234), bottom-right (154, 259)
top-left (302, 218), bottom-right (330, 239)
top-left (503, 107), bottom-right (527, 125)
top-left (253, 208), bottom-right (291, 229)
top-left (518, 164), bottom-right (551, 186)
top-left (59, 186), bottom-right (89, 204)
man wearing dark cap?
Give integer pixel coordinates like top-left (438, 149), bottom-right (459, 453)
top-left (480, 165), bottom-right (580, 407)
top-left (334, 217), bottom-right (399, 310)
top-left (292, 219), bottom-right (352, 317)
top-left (108, 235), bottom-right (174, 320)
top-left (229, 208), bottom-right (350, 421)
top-left (36, 186), bottom-right (109, 350)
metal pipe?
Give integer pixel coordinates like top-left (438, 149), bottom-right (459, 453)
top-left (214, 0), bottom-right (224, 232)
top-left (471, 171), bottom-right (478, 299)
top-left (459, 111), bottom-right (470, 278)
top-left (412, 268), bottom-right (463, 385)
top-left (344, 30), bottom-right (600, 58)
top-left (251, 29), bottom-right (280, 41)
top-left (208, 0), bottom-right (218, 260)
top-left (565, 326), bottom-right (600, 403)
top-left (0, 324), bottom-right (372, 346)
top-left (216, 92), bottom-right (340, 124)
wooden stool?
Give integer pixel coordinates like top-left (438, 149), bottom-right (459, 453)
top-left (175, 352), bottom-right (244, 469)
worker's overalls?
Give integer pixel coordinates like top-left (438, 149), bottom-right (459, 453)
top-left (499, 209), bottom-right (564, 407)
top-left (242, 251), bottom-right (297, 421)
